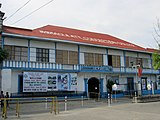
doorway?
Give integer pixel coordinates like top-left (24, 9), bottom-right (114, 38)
top-left (88, 77), bottom-right (100, 98)
top-left (18, 75), bottom-right (23, 93)
top-left (127, 77), bottom-right (134, 97)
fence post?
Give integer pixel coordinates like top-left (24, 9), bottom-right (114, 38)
top-left (2, 98), bottom-right (7, 119)
top-left (50, 97), bottom-right (54, 113)
top-left (54, 97), bottom-right (56, 115)
top-left (45, 97), bottom-right (48, 109)
top-left (16, 99), bottom-right (20, 118)
top-left (65, 96), bottom-right (67, 111)
top-left (56, 97), bottom-right (59, 114)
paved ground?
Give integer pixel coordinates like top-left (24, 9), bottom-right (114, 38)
top-left (4, 100), bottom-right (160, 120)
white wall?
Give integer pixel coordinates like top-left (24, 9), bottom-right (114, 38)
top-left (77, 73), bottom-right (106, 92)
top-left (80, 45), bottom-right (106, 54)
top-left (103, 55), bottom-right (107, 65)
top-left (108, 49), bottom-right (123, 56)
top-left (56, 43), bottom-right (78, 51)
top-left (80, 53), bottom-right (84, 64)
top-left (1, 69), bottom-right (23, 94)
top-left (11, 70), bottom-right (22, 93)
top-left (30, 40), bottom-right (55, 49)
top-left (4, 38), bottom-right (28, 46)
top-left (126, 51), bottom-right (138, 57)
top-left (1, 69), bottom-right (12, 93)
top-left (138, 53), bottom-right (150, 58)
top-left (121, 56), bottom-right (125, 67)
top-left (77, 73), bottom-right (85, 91)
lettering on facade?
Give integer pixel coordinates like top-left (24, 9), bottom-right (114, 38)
top-left (39, 30), bottom-right (135, 47)
top-left (81, 66), bottom-right (112, 71)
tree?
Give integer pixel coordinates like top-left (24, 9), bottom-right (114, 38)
top-left (0, 47), bottom-right (8, 63)
top-left (153, 18), bottom-right (160, 70)
top-left (153, 18), bottom-right (160, 48)
top-left (153, 52), bottom-right (160, 70)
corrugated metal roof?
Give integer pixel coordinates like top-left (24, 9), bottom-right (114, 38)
top-left (3, 25), bottom-right (147, 52)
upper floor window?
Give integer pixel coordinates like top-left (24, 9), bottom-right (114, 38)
top-left (108, 55), bottom-right (120, 68)
top-left (36, 48), bottom-right (49, 62)
top-left (56, 50), bottom-right (78, 64)
top-left (84, 53), bottom-right (103, 65)
top-left (142, 58), bottom-right (151, 68)
top-left (125, 56), bottom-right (151, 68)
top-left (4, 45), bottom-right (28, 61)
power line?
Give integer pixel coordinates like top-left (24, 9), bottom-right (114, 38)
top-left (11, 0), bottom-right (54, 25)
top-left (5, 0), bottom-right (32, 21)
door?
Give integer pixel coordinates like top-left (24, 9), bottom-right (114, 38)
top-left (127, 77), bottom-right (134, 96)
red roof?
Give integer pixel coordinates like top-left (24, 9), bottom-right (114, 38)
top-left (3, 25), bottom-right (146, 51)
top-left (146, 48), bottom-right (159, 53)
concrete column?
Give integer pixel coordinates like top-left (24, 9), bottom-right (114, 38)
top-left (1, 69), bottom-right (12, 93)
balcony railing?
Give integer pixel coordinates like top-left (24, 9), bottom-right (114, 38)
top-left (2, 60), bottom-right (80, 72)
top-left (1, 60), bottom-right (159, 74)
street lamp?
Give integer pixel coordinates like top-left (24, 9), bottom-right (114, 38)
top-left (132, 64), bottom-right (141, 96)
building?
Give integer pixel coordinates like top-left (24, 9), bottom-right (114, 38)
top-left (0, 11), bottom-right (160, 98)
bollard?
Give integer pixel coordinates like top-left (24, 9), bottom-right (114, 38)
top-left (111, 94), bottom-right (112, 104)
top-left (114, 90), bottom-right (117, 102)
top-left (98, 93), bottom-right (100, 101)
top-left (134, 92), bottom-right (137, 103)
top-left (65, 96), bottom-right (67, 111)
top-left (45, 98), bottom-right (48, 109)
top-left (108, 93), bottom-right (110, 107)
top-left (81, 96), bottom-right (84, 107)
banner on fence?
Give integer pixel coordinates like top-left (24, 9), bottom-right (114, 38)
top-left (23, 72), bottom-right (48, 92)
top-left (23, 72), bottom-right (77, 92)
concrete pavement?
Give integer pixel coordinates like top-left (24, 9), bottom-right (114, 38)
top-left (5, 102), bottom-right (160, 120)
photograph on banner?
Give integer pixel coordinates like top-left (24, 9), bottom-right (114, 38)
top-left (142, 78), bottom-right (147, 90)
top-left (70, 73), bottom-right (78, 91)
top-left (47, 73), bottom-right (58, 91)
top-left (23, 72), bottom-right (47, 92)
top-left (58, 73), bottom-right (69, 90)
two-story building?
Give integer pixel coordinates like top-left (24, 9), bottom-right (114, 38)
top-left (0, 11), bottom-right (160, 98)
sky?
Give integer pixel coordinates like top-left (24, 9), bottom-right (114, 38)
top-left (1, 0), bottom-right (160, 49)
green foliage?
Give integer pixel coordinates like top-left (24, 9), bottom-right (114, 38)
top-left (0, 47), bottom-right (8, 63)
top-left (106, 79), bottom-right (114, 93)
top-left (152, 52), bottom-right (160, 70)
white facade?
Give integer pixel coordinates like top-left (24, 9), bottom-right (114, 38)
top-left (1, 28), bottom-right (160, 98)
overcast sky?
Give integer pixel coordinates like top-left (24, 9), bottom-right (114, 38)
top-left (1, 0), bottom-right (160, 48)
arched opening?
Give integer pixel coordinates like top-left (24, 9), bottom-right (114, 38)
top-left (88, 77), bottom-right (100, 98)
